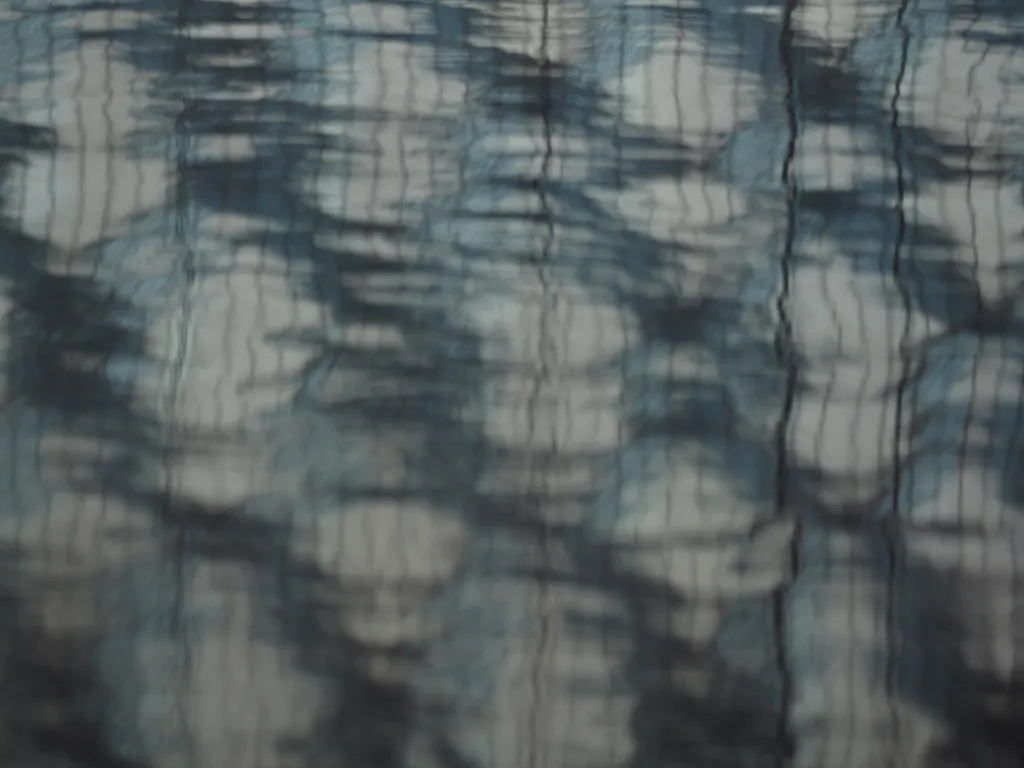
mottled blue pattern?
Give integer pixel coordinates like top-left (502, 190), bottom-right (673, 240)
top-left (0, 1), bottom-right (1021, 766)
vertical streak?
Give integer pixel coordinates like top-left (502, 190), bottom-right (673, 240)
top-left (774, 0), bottom-right (801, 764)
top-left (525, 0), bottom-right (557, 766)
top-left (886, 0), bottom-right (913, 762)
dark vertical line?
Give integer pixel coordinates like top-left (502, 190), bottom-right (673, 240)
top-left (990, 14), bottom-right (1023, 683)
top-left (773, 0), bottom-right (801, 764)
top-left (886, 1), bottom-right (913, 763)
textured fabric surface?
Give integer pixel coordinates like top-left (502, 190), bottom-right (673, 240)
top-left (0, 1), bottom-right (1022, 766)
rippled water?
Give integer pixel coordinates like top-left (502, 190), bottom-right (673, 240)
top-left (0, 0), bottom-right (1023, 766)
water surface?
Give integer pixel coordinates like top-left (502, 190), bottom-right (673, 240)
top-left (0, 0), bottom-right (1022, 766)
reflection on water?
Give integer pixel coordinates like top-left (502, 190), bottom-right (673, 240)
top-left (0, 0), bottom-right (1023, 765)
